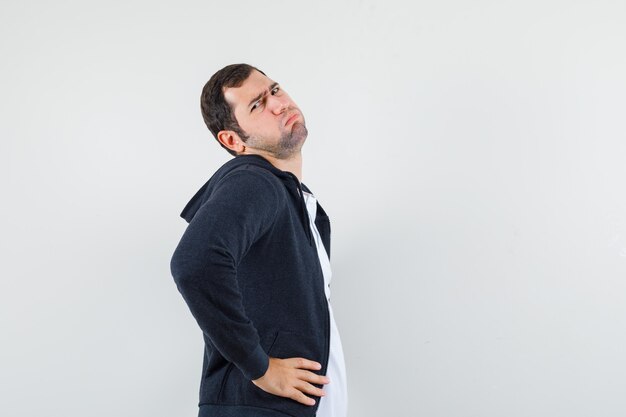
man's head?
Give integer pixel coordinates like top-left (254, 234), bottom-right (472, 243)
top-left (200, 63), bottom-right (307, 159)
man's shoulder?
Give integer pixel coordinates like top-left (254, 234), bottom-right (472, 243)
top-left (181, 157), bottom-right (287, 223)
top-left (218, 163), bottom-right (284, 192)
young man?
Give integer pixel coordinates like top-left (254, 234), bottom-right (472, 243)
top-left (170, 64), bottom-right (348, 417)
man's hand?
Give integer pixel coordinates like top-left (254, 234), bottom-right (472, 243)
top-left (251, 357), bottom-right (330, 406)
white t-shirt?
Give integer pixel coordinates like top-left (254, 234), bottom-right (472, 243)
top-left (302, 190), bottom-right (348, 417)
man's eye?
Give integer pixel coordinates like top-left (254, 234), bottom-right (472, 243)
top-left (252, 101), bottom-right (263, 111)
top-left (271, 86), bottom-right (280, 95)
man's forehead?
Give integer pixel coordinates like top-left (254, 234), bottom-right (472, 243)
top-left (223, 71), bottom-right (275, 110)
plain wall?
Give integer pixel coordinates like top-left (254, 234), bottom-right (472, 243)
top-left (2, 0), bottom-right (625, 416)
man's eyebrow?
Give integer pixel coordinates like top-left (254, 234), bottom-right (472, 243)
top-left (247, 82), bottom-right (280, 109)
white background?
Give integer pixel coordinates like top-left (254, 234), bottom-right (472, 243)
top-left (2, 1), bottom-right (626, 416)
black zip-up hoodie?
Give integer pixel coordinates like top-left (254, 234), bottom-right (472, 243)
top-left (170, 154), bottom-right (331, 417)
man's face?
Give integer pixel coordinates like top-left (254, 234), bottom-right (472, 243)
top-left (223, 70), bottom-right (307, 159)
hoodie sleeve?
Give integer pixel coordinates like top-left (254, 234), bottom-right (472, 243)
top-left (170, 168), bottom-right (281, 381)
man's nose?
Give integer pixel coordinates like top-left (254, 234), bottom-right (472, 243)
top-left (268, 95), bottom-right (290, 114)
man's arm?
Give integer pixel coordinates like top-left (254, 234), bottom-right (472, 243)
top-left (170, 169), bottom-right (280, 381)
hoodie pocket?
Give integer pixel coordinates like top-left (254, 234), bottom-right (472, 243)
top-left (217, 362), bottom-right (235, 402)
top-left (268, 330), bottom-right (324, 363)
top-left (217, 331), bottom-right (280, 403)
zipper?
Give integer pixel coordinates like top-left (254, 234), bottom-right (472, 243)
top-left (287, 171), bottom-right (330, 392)
top-left (322, 275), bottom-right (331, 378)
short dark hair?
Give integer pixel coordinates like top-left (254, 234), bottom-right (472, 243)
top-left (200, 63), bottom-right (266, 156)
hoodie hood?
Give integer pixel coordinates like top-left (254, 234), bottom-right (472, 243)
top-left (179, 154), bottom-right (314, 246)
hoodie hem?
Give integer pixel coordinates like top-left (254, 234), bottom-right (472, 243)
top-left (198, 403), bottom-right (297, 417)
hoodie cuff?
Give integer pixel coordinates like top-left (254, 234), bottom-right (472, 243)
top-left (239, 344), bottom-right (270, 381)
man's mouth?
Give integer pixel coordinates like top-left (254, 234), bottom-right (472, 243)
top-left (284, 113), bottom-right (299, 126)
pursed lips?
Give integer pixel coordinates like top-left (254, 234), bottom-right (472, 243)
top-left (284, 113), bottom-right (299, 127)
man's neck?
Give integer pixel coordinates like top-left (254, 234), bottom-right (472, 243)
top-left (250, 151), bottom-right (303, 183)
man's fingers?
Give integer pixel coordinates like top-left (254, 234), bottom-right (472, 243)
top-left (288, 357), bottom-right (322, 370)
top-left (294, 380), bottom-right (326, 398)
top-left (296, 369), bottom-right (330, 385)
top-left (289, 388), bottom-right (317, 406)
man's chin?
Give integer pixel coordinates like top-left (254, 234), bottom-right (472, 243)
top-left (292, 123), bottom-right (308, 141)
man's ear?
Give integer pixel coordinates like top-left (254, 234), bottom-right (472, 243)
top-left (217, 130), bottom-right (245, 154)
